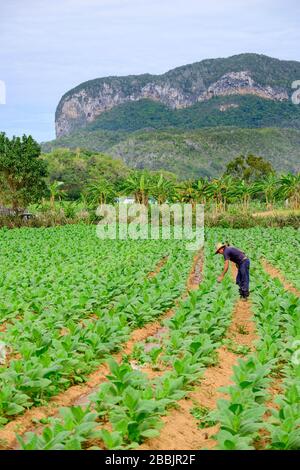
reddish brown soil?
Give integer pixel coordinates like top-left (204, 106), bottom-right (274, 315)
top-left (0, 249), bottom-right (203, 450)
top-left (261, 259), bottom-right (300, 297)
top-left (186, 250), bottom-right (203, 291)
top-left (139, 347), bottom-right (236, 450)
top-left (123, 311), bottom-right (174, 356)
top-left (0, 315), bottom-right (23, 334)
top-left (228, 264), bottom-right (257, 348)
top-left (226, 298), bottom-right (257, 350)
top-left (253, 377), bottom-right (284, 450)
top-left (265, 378), bottom-right (283, 410)
top-left (147, 256), bottom-right (168, 279)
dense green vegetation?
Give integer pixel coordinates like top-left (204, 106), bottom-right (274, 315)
top-left (42, 126), bottom-right (300, 179)
top-left (0, 133), bottom-right (47, 211)
top-left (2, 131), bottom-right (300, 230)
top-left (42, 148), bottom-right (130, 200)
top-left (163, 53), bottom-right (300, 91)
top-left (41, 151), bottom-right (300, 211)
top-left (41, 129), bottom-right (128, 154)
top-left (107, 127), bottom-right (300, 178)
top-left (1, 227), bottom-right (298, 450)
top-left (72, 97), bottom-right (300, 133)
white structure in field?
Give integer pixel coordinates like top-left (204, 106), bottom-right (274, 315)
top-left (116, 196), bottom-right (135, 204)
top-left (115, 196), bottom-right (157, 205)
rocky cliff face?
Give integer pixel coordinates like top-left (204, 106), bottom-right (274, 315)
top-left (56, 82), bottom-right (193, 137)
top-left (200, 71), bottom-right (288, 102)
top-left (55, 54), bottom-right (297, 137)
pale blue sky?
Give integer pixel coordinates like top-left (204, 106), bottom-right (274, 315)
top-left (0, 0), bottom-right (299, 142)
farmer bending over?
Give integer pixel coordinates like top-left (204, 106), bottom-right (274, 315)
top-left (215, 242), bottom-right (250, 300)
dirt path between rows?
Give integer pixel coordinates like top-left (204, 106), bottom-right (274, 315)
top-left (124, 249), bottom-right (203, 357)
top-left (147, 256), bottom-right (168, 279)
top-left (261, 259), bottom-right (300, 298)
top-left (140, 265), bottom-right (257, 450)
top-left (0, 250), bottom-right (203, 450)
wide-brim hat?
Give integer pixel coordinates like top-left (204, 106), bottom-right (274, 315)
top-left (215, 242), bottom-right (226, 254)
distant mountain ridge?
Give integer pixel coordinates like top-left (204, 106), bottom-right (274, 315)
top-left (55, 53), bottom-right (300, 137)
top-left (45, 53), bottom-right (300, 179)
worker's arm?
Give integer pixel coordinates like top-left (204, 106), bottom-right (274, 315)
top-left (217, 260), bottom-right (229, 283)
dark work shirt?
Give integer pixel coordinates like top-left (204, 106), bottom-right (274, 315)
top-left (223, 246), bottom-right (247, 266)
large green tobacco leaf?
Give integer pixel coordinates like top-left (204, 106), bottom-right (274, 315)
top-left (17, 406), bottom-right (101, 450)
top-left (267, 379), bottom-right (300, 450)
top-left (216, 430), bottom-right (254, 450)
top-left (98, 429), bottom-right (124, 450)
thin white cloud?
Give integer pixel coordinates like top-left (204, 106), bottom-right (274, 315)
top-left (0, 0), bottom-right (299, 140)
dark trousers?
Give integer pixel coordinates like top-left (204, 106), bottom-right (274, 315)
top-left (236, 259), bottom-right (250, 298)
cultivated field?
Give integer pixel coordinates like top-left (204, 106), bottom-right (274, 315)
top-left (0, 225), bottom-right (299, 450)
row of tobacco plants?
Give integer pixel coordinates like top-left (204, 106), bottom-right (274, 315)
top-left (0, 225), bottom-right (193, 426)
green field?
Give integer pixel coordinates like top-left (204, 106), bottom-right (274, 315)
top-left (0, 225), bottom-right (299, 450)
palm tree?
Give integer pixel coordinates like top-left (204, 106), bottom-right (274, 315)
top-left (277, 173), bottom-right (300, 209)
top-left (151, 174), bottom-right (175, 204)
top-left (49, 181), bottom-right (65, 209)
top-left (122, 171), bottom-right (153, 206)
top-left (230, 179), bottom-right (254, 212)
top-left (205, 176), bottom-right (235, 213)
top-left (175, 180), bottom-right (199, 207)
top-left (77, 191), bottom-right (90, 209)
top-left (193, 178), bottom-right (210, 205)
top-left (252, 174), bottom-right (279, 209)
top-left (86, 178), bottom-right (115, 206)
top-left (221, 176), bottom-right (237, 208)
